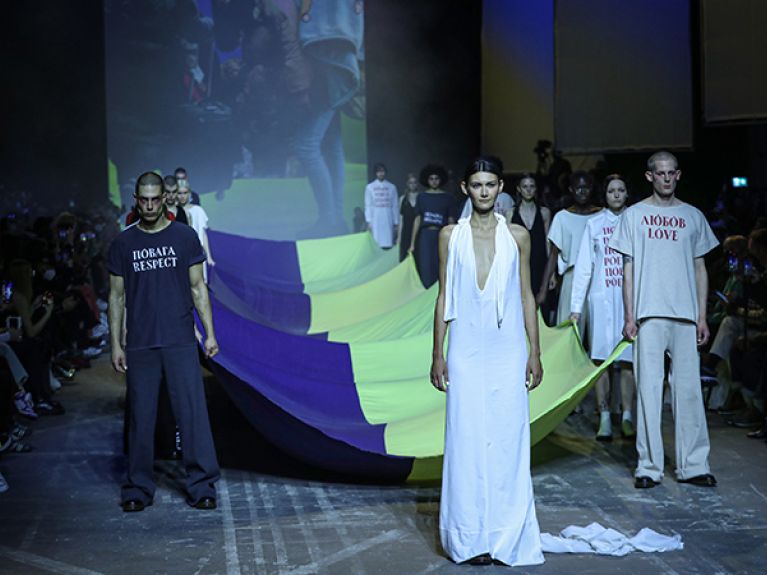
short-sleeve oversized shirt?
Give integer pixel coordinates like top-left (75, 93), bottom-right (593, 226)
top-left (107, 221), bottom-right (206, 350)
top-left (548, 209), bottom-right (599, 275)
top-left (608, 201), bottom-right (718, 323)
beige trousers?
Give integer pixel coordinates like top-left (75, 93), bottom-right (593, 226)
top-left (633, 318), bottom-right (711, 481)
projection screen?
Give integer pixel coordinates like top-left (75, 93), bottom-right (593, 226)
top-left (555, 0), bottom-right (693, 153)
top-left (702, 0), bottom-right (767, 124)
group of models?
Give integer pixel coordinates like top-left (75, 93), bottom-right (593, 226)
top-left (108, 151), bottom-right (717, 567)
top-left (431, 152), bottom-right (718, 566)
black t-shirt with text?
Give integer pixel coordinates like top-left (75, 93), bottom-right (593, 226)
top-left (107, 221), bottom-right (205, 350)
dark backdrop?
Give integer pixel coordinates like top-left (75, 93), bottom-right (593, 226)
top-left (364, 0), bottom-right (482, 188)
top-left (1, 0), bottom-right (107, 208)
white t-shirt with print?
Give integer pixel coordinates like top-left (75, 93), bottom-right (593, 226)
top-left (364, 179), bottom-right (399, 248)
top-left (608, 201), bottom-right (718, 323)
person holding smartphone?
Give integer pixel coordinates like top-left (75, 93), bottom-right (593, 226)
top-left (4, 261), bottom-right (63, 416)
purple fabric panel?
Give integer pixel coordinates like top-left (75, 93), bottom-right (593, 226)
top-left (209, 361), bottom-right (412, 479)
top-left (209, 230), bottom-right (304, 292)
top-left (209, 297), bottom-right (387, 454)
top-left (209, 268), bottom-right (310, 334)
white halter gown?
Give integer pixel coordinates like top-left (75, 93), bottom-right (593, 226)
top-left (439, 214), bottom-right (544, 566)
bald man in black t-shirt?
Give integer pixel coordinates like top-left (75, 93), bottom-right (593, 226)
top-left (108, 172), bottom-right (220, 512)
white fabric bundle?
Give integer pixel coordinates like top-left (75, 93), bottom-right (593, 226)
top-left (541, 522), bottom-right (683, 556)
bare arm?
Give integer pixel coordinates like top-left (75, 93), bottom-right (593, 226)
top-left (511, 224), bottom-right (543, 390)
top-left (108, 274), bottom-right (127, 373)
top-left (541, 208), bottom-right (552, 254)
top-left (622, 256), bottom-right (637, 339)
top-left (396, 196), bottom-right (405, 246)
top-left (541, 207), bottom-right (552, 233)
top-left (535, 243), bottom-right (560, 305)
top-left (202, 228), bottom-right (215, 266)
top-left (13, 293), bottom-right (53, 339)
top-left (695, 257), bottom-right (710, 346)
top-left (430, 225), bottom-right (454, 392)
top-left (409, 215), bottom-right (421, 253)
top-left (190, 262), bottom-right (219, 358)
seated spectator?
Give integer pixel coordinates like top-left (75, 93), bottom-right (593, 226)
top-left (701, 236), bottom-right (749, 409)
top-left (725, 228), bottom-right (767, 434)
top-left (4, 259), bottom-right (64, 415)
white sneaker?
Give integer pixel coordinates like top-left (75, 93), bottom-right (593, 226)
top-left (596, 412), bottom-right (613, 442)
top-left (49, 375), bottom-right (62, 392)
top-left (82, 347), bottom-right (103, 358)
top-left (0, 472), bottom-right (9, 493)
top-left (14, 391), bottom-right (38, 419)
top-left (90, 324), bottom-right (108, 338)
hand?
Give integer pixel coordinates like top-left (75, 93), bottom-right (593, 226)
top-left (204, 335), bottom-right (219, 358)
top-left (535, 289), bottom-right (547, 307)
top-left (548, 274), bottom-right (558, 291)
top-left (623, 319), bottom-right (638, 340)
top-left (207, 257), bottom-right (216, 267)
top-left (111, 346), bottom-right (127, 373)
top-left (430, 356), bottom-right (449, 392)
top-left (526, 354), bottom-right (543, 391)
top-left (569, 312), bottom-right (581, 323)
top-left (697, 319), bottom-right (710, 347)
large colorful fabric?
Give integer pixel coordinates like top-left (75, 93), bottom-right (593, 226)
top-left (207, 230), bottom-right (630, 482)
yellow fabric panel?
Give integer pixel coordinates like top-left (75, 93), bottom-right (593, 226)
top-left (308, 255), bottom-right (425, 334)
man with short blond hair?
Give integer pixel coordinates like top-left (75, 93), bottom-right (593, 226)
top-left (610, 151), bottom-right (719, 489)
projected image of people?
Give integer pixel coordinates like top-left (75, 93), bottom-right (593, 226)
top-left (105, 0), bottom-right (365, 236)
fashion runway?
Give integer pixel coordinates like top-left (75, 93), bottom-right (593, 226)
top-left (0, 358), bottom-right (764, 574)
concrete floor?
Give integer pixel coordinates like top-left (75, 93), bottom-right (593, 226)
top-left (0, 357), bottom-right (765, 574)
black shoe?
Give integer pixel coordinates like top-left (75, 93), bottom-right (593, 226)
top-left (35, 400), bottom-right (65, 416)
top-left (678, 474), bottom-right (717, 487)
top-left (192, 496), bottom-right (217, 510)
top-left (122, 499), bottom-right (149, 512)
top-left (728, 407), bottom-right (763, 428)
top-left (463, 554), bottom-right (492, 566)
top-left (746, 427), bottom-right (767, 439)
top-left (634, 476), bottom-right (660, 489)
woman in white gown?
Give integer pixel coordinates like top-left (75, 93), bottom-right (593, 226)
top-left (430, 156), bottom-right (544, 567)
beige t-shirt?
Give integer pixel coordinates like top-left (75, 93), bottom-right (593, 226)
top-left (608, 201), bottom-right (718, 323)
top-left (548, 209), bottom-right (599, 275)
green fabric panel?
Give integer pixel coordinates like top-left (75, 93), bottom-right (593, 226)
top-left (351, 315), bottom-right (629, 460)
top-left (303, 247), bottom-right (399, 295)
top-left (297, 232), bottom-right (386, 286)
top-left (308, 254), bottom-right (425, 334)
top-left (406, 456), bottom-right (443, 484)
top-left (108, 159), bottom-right (121, 208)
top-left (327, 260), bottom-right (435, 342)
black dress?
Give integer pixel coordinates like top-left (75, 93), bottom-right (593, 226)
top-left (399, 194), bottom-right (419, 262)
top-left (414, 191), bottom-right (455, 287)
top-left (511, 204), bottom-right (547, 295)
